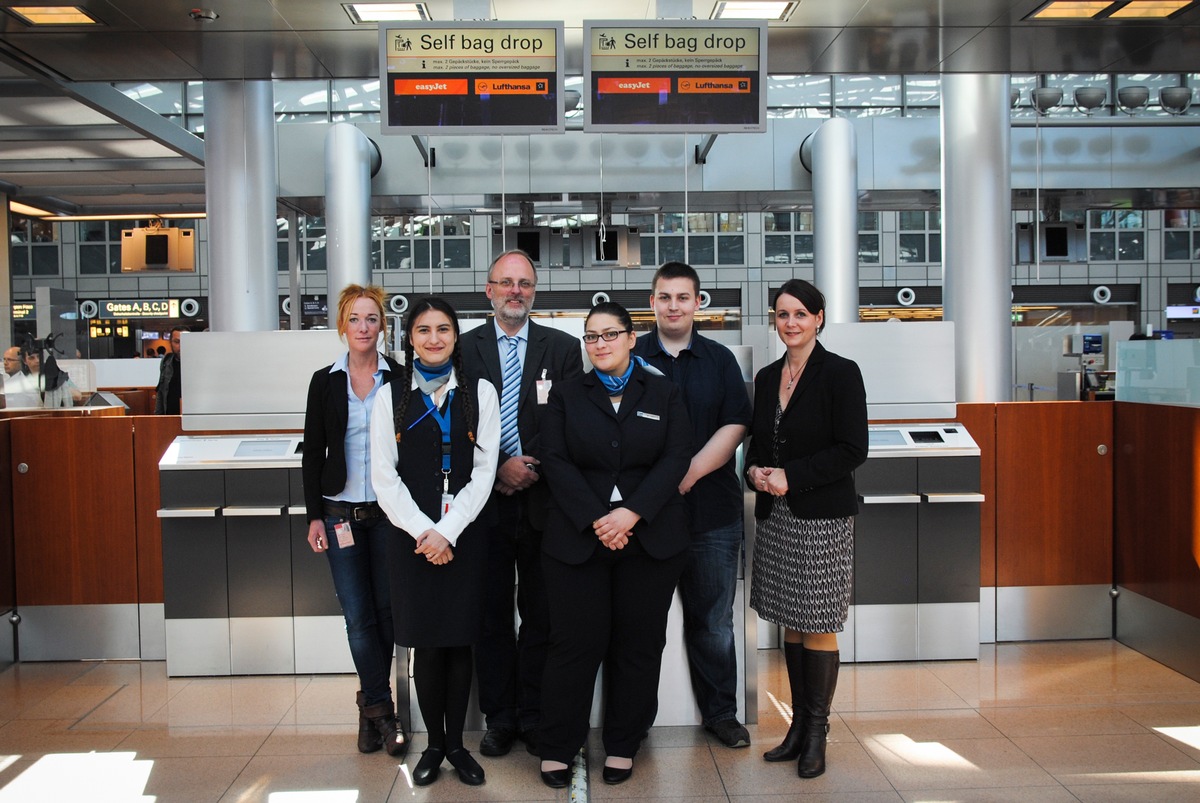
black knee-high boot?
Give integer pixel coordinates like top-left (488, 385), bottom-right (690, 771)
top-left (797, 649), bottom-right (839, 779)
top-left (763, 641), bottom-right (806, 762)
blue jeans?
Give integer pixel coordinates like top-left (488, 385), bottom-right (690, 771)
top-left (324, 514), bottom-right (396, 706)
top-left (677, 520), bottom-right (743, 726)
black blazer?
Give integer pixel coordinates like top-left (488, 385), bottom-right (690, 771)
top-left (302, 354), bottom-right (404, 522)
top-left (461, 318), bottom-right (584, 527)
top-left (746, 341), bottom-right (868, 521)
top-left (539, 365), bottom-right (693, 565)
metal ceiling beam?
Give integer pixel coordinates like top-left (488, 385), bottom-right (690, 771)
top-left (0, 158), bottom-right (198, 172)
top-left (0, 42), bottom-right (205, 164)
top-left (0, 125), bottom-right (152, 142)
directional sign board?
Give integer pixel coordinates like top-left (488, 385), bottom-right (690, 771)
top-left (583, 20), bottom-right (767, 133)
top-left (379, 21), bottom-right (565, 135)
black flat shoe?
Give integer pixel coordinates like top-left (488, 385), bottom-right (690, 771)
top-left (602, 764), bottom-right (633, 785)
top-left (412, 747), bottom-right (443, 786)
top-left (446, 748), bottom-right (485, 786)
top-left (540, 768), bottom-right (570, 788)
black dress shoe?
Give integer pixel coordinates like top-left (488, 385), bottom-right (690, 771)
top-left (479, 726), bottom-right (517, 756)
top-left (446, 748), bottom-right (485, 785)
top-left (412, 747), bottom-right (443, 786)
top-left (540, 768), bottom-right (570, 789)
top-left (602, 764), bottom-right (633, 785)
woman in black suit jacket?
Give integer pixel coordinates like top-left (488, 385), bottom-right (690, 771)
top-left (536, 301), bottom-right (692, 788)
top-left (302, 284), bottom-right (406, 757)
top-left (745, 279), bottom-right (868, 780)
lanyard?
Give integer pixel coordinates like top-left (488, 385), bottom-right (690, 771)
top-left (415, 389), bottom-right (454, 493)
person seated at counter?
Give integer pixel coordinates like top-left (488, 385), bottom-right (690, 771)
top-left (303, 284), bottom-right (407, 758)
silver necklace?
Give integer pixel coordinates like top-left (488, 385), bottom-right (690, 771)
top-left (785, 355), bottom-right (809, 390)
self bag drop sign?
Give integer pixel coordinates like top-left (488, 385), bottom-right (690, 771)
top-left (379, 21), bottom-right (565, 135)
top-left (584, 20), bottom-right (767, 134)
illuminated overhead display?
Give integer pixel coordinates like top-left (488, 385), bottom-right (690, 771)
top-left (378, 21), bottom-right (564, 135)
top-left (583, 20), bottom-right (767, 133)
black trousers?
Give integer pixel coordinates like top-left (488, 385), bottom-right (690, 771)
top-left (474, 492), bottom-right (550, 732)
top-left (538, 538), bottom-right (687, 764)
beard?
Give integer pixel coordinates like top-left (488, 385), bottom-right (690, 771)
top-left (494, 299), bottom-right (530, 327)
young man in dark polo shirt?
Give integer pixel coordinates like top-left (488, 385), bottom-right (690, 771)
top-left (632, 261), bottom-right (754, 748)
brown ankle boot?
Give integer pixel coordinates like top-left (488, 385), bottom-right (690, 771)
top-left (356, 691), bottom-right (383, 753)
top-left (362, 700), bottom-right (407, 757)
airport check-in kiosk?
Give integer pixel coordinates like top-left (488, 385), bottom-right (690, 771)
top-left (853, 423), bottom-right (983, 661)
top-left (158, 435), bottom-right (357, 677)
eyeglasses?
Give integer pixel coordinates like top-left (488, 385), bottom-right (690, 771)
top-left (581, 329), bottom-right (631, 344)
top-left (488, 279), bottom-right (536, 291)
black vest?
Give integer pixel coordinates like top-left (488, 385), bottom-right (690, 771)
top-left (392, 385), bottom-right (476, 521)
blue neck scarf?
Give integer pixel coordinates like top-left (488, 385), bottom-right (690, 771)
top-left (413, 359), bottom-right (452, 396)
top-left (596, 356), bottom-right (654, 396)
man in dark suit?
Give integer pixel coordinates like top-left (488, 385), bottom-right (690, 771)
top-left (461, 249), bottom-right (584, 757)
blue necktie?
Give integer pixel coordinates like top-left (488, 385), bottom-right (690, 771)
top-left (499, 336), bottom-right (522, 456)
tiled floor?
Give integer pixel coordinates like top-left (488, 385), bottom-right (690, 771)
top-left (1, 640), bottom-right (1199, 801)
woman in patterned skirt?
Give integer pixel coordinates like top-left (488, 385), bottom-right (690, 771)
top-left (745, 279), bottom-right (868, 779)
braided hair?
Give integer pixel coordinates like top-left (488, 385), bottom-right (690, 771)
top-left (393, 296), bottom-right (478, 447)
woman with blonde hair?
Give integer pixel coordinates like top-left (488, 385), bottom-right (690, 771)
top-left (303, 284), bottom-right (406, 757)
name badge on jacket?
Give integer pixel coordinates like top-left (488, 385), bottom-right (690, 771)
top-left (636, 411), bottom-right (660, 421)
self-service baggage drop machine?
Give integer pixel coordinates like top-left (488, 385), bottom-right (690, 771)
top-left (851, 423), bottom-right (984, 662)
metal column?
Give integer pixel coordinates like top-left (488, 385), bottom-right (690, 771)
top-left (941, 74), bottom-right (1012, 402)
top-left (803, 118), bottom-right (859, 324)
top-left (324, 124), bottom-right (381, 298)
top-left (204, 81), bottom-right (278, 332)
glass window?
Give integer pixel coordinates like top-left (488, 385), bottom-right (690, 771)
top-left (858, 212), bottom-right (879, 232)
top-left (796, 211), bottom-right (813, 232)
top-left (1090, 231), bottom-right (1116, 261)
top-left (186, 82), bottom-right (204, 113)
top-left (384, 240), bottom-right (412, 270)
top-left (659, 236), bottom-right (685, 264)
top-left (794, 234), bottom-right (814, 263)
top-left (717, 212), bottom-right (744, 232)
top-left (717, 235), bottom-right (744, 265)
top-left (904, 76), bottom-right (940, 106)
top-left (1117, 231), bottom-right (1144, 260)
top-left (413, 240), bottom-right (442, 271)
top-left (442, 239), bottom-right (471, 269)
top-left (899, 211), bottom-right (926, 231)
top-left (899, 233), bottom-right (926, 263)
top-left (659, 213), bottom-right (684, 234)
top-left (764, 234), bottom-right (791, 264)
top-left (765, 212), bottom-right (791, 232)
top-left (835, 75), bottom-right (901, 107)
top-left (332, 79), bottom-right (382, 113)
top-left (767, 75), bottom-right (831, 107)
top-left (10, 247), bottom-right (28, 276)
top-left (1164, 230), bottom-right (1191, 260)
top-left (274, 80), bottom-right (330, 113)
top-left (80, 244), bottom-right (108, 274)
top-left (688, 236), bottom-right (715, 265)
top-left (640, 236), bottom-right (657, 267)
top-left (687, 213), bottom-right (714, 233)
top-left (31, 246), bottom-right (59, 276)
top-left (859, 233), bottom-right (880, 264)
top-left (115, 82), bottom-right (183, 114)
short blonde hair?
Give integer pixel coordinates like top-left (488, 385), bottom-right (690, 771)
top-left (335, 284), bottom-right (388, 339)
